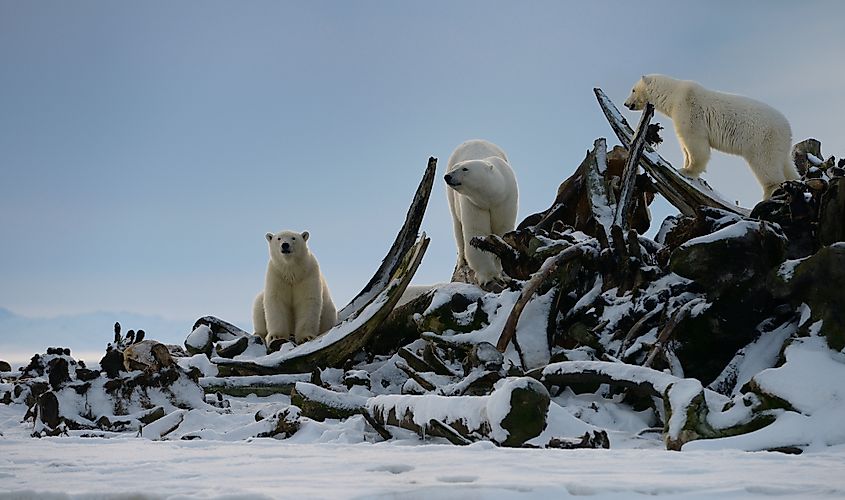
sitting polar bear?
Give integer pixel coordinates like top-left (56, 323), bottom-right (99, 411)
top-left (624, 74), bottom-right (799, 199)
top-left (253, 230), bottom-right (337, 348)
top-left (445, 139), bottom-right (519, 287)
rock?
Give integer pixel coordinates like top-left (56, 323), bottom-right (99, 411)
top-left (792, 138), bottom-right (823, 177)
top-left (466, 342), bottom-right (504, 373)
top-left (123, 340), bottom-right (174, 372)
top-left (214, 336), bottom-right (250, 359)
top-left (0, 360), bottom-right (11, 373)
top-left (670, 220), bottom-right (786, 297)
top-left (769, 243), bottom-right (845, 351)
top-left (100, 348), bottom-right (125, 378)
top-left (818, 177), bottom-right (845, 246)
top-left (752, 181), bottom-right (818, 259)
top-left (343, 370), bottom-right (371, 389)
top-left (669, 220), bottom-right (788, 383)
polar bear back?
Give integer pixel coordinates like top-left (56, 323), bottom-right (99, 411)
top-left (662, 78), bottom-right (792, 158)
top-left (447, 139), bottom-right (508, 170)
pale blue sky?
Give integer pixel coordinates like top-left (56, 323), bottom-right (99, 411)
top-left (2, 1), bottom-right (844, 337)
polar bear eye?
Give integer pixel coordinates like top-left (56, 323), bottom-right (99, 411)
top-left (292, 237), bottom-right (296, 241)
top-left (462, 167), bottom-right (468, 171)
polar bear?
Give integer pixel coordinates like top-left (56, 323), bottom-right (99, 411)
top-left (624, 74), bottom-right (799, 199)
top-left (445, 140), bottom-right (519, 287)
top-left (253, 230), bottom-right (337, 348)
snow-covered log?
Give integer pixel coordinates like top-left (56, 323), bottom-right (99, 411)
top-left (614, 103), bottom-right (654, 229)
top-left (199, 373), bottom-right (310, 397)
top-left (367, 377), bottom-right (550, 447)
top-left (290, 381), bottom-right (368, 421)
top-left (537, 360), bottom-right (774, 450)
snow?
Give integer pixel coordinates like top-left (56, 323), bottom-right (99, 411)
top-left (709, 319), bottom-right (798, 396)
top-left (422, 282), bottom-right (485, 316)
top-left (514, 288), bottom-right (554, 369)
top-left (3, 351), bottom-right (845, 497)
top-left (752, 337), bottom-right (845, 415)
top-left (777, 258), bottom-right (806, 281)
top-left (2, 431), bottom-right (844, 499)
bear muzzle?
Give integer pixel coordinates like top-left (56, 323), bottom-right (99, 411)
top-left (280, 242), bottom-right (292, 254)
top-left (444, 173), bottom-right (461, 187)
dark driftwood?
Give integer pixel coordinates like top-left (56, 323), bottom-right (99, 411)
top-left (594, 88), bottom-right (750, 217)
top-left (644, 301), bottom-right (696, 368)
top-left (583, 138), bottom-right (615, 241)
top-left (338, 157), bottom-right (437, 321)
top-left (395, 361), bottom-right (437, 391)
top-left (497, 243), bottom-right (592, 354)
top-left (614, 103), bottom-right (654, 229)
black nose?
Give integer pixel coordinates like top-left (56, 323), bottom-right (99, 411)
top-left (281, 242), bottom-right (290, 250)
top-left (444, 174), bottom-right (452, 183)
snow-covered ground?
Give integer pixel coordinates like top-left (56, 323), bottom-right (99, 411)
top-left (2, 393), bottom-right (844, 499)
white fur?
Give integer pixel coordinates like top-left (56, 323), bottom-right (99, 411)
top-left (253, 230), bottom-right (337, 345)
top-left (624, 74), bottom-right (799, 199)
top-left (445, 139), bottom-right (519, 285)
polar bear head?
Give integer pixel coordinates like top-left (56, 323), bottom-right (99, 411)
top-left (265, 230), bottom-right (310, 264)
top-left (624, 75), bottom-right (654, 111)
top-left (444, 158), bottom-right (507, 207)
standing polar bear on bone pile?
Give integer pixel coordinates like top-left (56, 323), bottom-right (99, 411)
top-left (253, 230), bottom-right (337, 350)
top-left (624, 74), bottom-right (800, 199)
top-left (445, 139), bottom-right (519, 289)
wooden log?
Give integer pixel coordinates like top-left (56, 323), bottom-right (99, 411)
top-left (614, 103), bottom-right (654, 229)
top-left (199, 374), bottom-right (310, 397)
top-left (367, 377), bottom-right (550, 447)
top-left (338, 157), bottom-right (437, 321)
top-left (594, 88), bottom-right (750, 217)
top-left (643, 299), bottom-right (699, 368)
top-left (395, 361), bottom-right (437, 392)
top-left (583, 138), bottom-right (615, 239)
top-left (290, 382), bottom-right (367, 421)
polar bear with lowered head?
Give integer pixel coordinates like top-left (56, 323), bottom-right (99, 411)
top-left (624, 74), bottom-right (799, 199)
top-left (253, 230), bottom-right (337, 348)
top-left (445, 140), bottom-right (518, 288)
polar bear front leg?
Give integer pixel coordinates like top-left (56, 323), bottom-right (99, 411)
top-left (264, 289), bottom-right (294, 347)
top-left (676, 125), bottom-right (711, 178)
top-left (460, 203), bottom-right (502, 286)
top-left (448, 188), bottom-right (467, 267)
top-left (293, 281), bottom-right (323, 344)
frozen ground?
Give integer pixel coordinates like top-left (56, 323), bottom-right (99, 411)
top-left (2, 394), bottom-right (844, 500)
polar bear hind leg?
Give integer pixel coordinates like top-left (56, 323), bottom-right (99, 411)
top-left (253, 292), bottom-right (267, 338)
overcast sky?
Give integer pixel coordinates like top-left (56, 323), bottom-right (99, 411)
top-left (2, 1), bottom-right (844, 337)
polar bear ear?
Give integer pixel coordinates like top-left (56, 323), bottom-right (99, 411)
top-left (265, 232), bottom-right (274, 242)
top-left (301, 231), bottom-right (310, 242)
